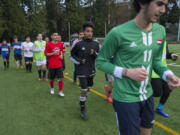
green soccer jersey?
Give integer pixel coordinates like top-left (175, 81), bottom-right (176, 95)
top-left (96, 20), bottom-right (170, 102)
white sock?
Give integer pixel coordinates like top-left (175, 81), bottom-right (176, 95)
top-left (16, 61), bottom-right (19, 67)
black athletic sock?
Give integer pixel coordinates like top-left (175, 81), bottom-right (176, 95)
top-left (7, 61), bottom-right (9, 68)
top-left (4, 61), bottom-right (6, 69)
top-left (80, 101), bottom-right (86, 111)
top-left (38, 69), bottom-right (42, 78)
top-left (43, 70), bottom-right (46, 78)
top-left (29, 63), bottom-right (32, 72)
top-left (26, 64), bottom-right (28, 72)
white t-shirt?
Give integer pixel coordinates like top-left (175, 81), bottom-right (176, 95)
top-left (22, 42), bottom-right (34, 57)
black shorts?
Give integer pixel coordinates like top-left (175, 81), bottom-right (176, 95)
top-left (2, 55), bottom-right (9, 60)
top-left (14, 54), bottom-right (22, 61)
top-left (113, 96), bottom-right (154, 135)
top-left (78, 76), bottom-right (94, 91)
top-left (24, 57), bottom-right (33, 63)
top-left (151, 78), bottom-right (171, 97)
top-left (61, 60), bottom-right (65, 70)
top-left (48, 67), bottom-right (64, 80)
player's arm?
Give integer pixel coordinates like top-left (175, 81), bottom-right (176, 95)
top-left (70, 42), bottom-right (83, 65)
top-left (153, 39), bottom-right (180, 90)
top-left (96, 29), bottom-right (148, 82)
top-left (90, 42), bottom-right (99, 59)
top-left (166, 43), bottom-right (178, 60)
top-left (33, 42), bottom-right (41, 52)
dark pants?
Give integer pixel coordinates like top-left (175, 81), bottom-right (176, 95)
top-left (113, 96), bottom-right (154, 135)
top-left (151, 78), bottom-right (171, 105)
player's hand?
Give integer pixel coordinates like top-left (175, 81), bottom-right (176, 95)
top-left (167, 74), bottom-right (180, 90)
top-left (171, 53), bottom-right (178, 61)
top-left (82, 59), bottom-right (86, 64)
top-left (126, 68), bottom-right (148, 82)
top-left (90, 49), bottom-right (94, 55)
top-left (59, 53), bottom-right (63, 60)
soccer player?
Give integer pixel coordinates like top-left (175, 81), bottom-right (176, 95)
top-left (33, 33), bottom-right (48, 81)
top-left (96, 0), bottom-right (180, 134)
top-left (151, 41), bottom-right (178, 118)
top-left (71, 30), bottom-right (84, 85)
top-left (58, 34), bottom-right (66, 71)
top-left (70, 22), bottom-right (99, 120)
top-left (104, 57), bottom-right (114, 103)
top-left (12, 36), bottom-right (23, 69)
top-left (0, 40), bottom-right (10, 70)
top-left (22, 36), bottom-right (34, 72)
top-left (45, 32), bottom-right (64, 97)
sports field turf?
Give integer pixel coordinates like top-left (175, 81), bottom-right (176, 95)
top-left (0, 44), bottom-right (180, 135)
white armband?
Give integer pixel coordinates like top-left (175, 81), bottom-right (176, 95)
top-left (114, 66), bottom-right (123, 79)
top-left (162, 70), bottom-right (174, 82)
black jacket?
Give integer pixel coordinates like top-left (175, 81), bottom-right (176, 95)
top-left (70, 38), bottom-right (99, 77)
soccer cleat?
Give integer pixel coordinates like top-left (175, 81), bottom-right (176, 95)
top-left (81, 109), bottom-right (88, 120)
top-left (43, 78), bottom-right (48, 82)
top-left (104, 85), bottom-right (109, 95)
top-left (20, 66), bottom-right (23, 69)
top-left (73, 81), bottom-right (76, 85)
top-left (38, 78), bottom-right (42, 81)
top-left (50, 88), bottom-right (54, 95)
top-left (107, 97), bottom-right (113, 103)
top-left (58, 91), bottom-right (65, 97)
top-left (156, 109), bottom-right (169, 118)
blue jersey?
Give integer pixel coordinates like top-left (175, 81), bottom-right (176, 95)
top-left (12, 41), bottom-right (22, 54)
top-left (0, 45), bottom-right (10, 57)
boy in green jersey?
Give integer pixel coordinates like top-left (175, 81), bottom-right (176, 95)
top-left (96, 0), bottom-right (180, 135)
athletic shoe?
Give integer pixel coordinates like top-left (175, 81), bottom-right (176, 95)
top-left (50, 88), bottom-right (54, 95)
top-left (73, 81), bottom-right (76, 85)
top-left (58, 91), bottom-right (65, 97)
top-left (43, 78), bottom-right (48, 82)
top-left (107, 97), bottom-right (113, 103)
top-left (81, 108), bottom-right (88, 120)
top-left (38, 78), bottom-right (42, 81)
top-left (156, 109), bottom-right (169, 118)
top-left (20, 66), bottom-right (23, 69)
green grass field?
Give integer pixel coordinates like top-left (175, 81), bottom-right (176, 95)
top-left (0, 44), bottom-right (180, 135)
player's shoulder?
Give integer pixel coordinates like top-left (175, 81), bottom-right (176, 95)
top-left (153, 23), bottom-right (165, 32)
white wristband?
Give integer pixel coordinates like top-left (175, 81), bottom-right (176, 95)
top-left (162, 70), bottom-right (174, 82)
top-left (114, 66), bottom-right (123, 79)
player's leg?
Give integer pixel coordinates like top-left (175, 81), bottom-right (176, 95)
top-left (42, 59), bottom-right (48, 81)
top-left (86, 76), bottom-right (94, 97)
top-left (79, 77), bottom-right (88, 120)
top-left (57, 67), bottom-right (64, 97)
top-left (25, 57), bottom-right (29, 72)
top-left (113, 99), bottom-right (140, 135)
top-left (61, 59), bottom-right (65, 71)
top-left (14, 54), bottom-right (19, 69)
top-left (19, 54), bottom-right (23, 69)
top-left (29, 58), bottom-right (33, 72)
top-left (6, 56), bottom-right (9, 68)
top-left (73, 64), bottom-right (77, 85)
top-left (3, 57), bottom-right (7, 70)
top-left (36, 60), bottom-right (42, 80)
top-left (156, 80), bottom-right (172, 118)
top-left (49, 68), bottom-right (55, 94)
top-left (140, 96), bottom-right (154, 135)
top-left (104, 74), bottom-right (114, 103)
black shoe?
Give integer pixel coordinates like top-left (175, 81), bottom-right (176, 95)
top-left (81, 109), bottom-right (88, 120)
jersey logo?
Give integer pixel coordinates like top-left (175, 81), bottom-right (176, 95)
top-left (82, 47), bottom-right (86, 50)
top-left (130, 42), bottom-right (137, 47)
top-left (157, 40), bottom-right (162, 45)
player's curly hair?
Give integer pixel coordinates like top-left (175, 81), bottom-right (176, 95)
top-left (133, 0), bottom-right (152, 12)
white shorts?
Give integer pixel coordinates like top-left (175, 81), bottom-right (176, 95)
top-left (105, 73), bottom-right (114, 82)
top-left (36, 59), bottom-right (46, 66)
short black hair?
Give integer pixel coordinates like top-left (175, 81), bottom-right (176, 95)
top-left (51, 32), bottom-right (59, 36)
top-left (133, 0), bottom-right (152, 13)
top-left (13, 36), bottom-right (18, 39)
top-left (83, 22), bottom-right (95, 31)
top-left (78, 29), bottom-right (83, 34)
top-left (2, 39), bottom-right (6, 42)
top-left (25, 35), bottom-right (30, 39)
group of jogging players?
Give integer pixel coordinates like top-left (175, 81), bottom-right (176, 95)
top-left (0, 0), bottom-right (180, 134)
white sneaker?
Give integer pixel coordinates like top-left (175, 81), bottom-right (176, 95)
top-left (58, 91), bottom-right (65, 97)
top-left (50, 88), bottom-right (54, 95)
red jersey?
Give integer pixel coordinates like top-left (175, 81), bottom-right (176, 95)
top-left (59, 42), bottom-right (65, 60)
top-left (45, 41), bottom-right (63, 68)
